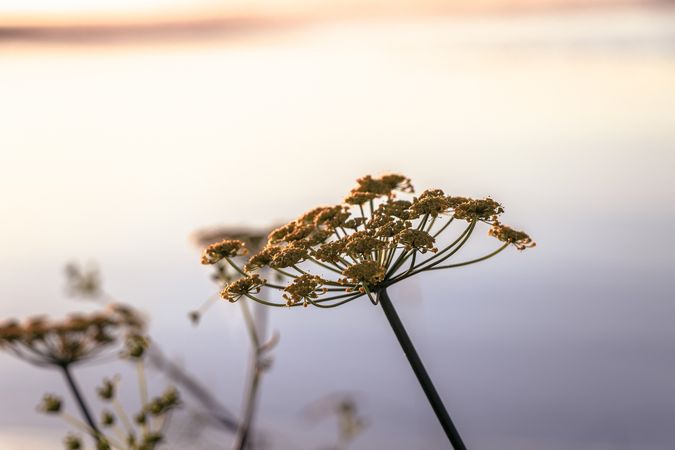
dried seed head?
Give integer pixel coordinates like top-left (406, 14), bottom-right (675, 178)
top-left (453, 198), bottom-right (504, 221)
top-left (64, 434), bottom-right (83, 450)
top-left (146, 387), bottom-right (181, 417)
top-left (0, 306), bottom-right (145, 366)
top-left (122, 334), bottom-right (150, 360)
top-left (97, 378), bottom-right (116, 401)
top-left (340, 261), bottom-right (386, 288)
top-left (38, 394), bottom-right (62, 414)
top-left (310, 240), bottom-right (347, 264)
top-left (197, 173), bottom-right (533, 310)
top-left (201, 239), bottom-right (248, 265)
top-left (489, 222), bottom-right (536, 250)
top-left (244, 245), bottom-right (282, 272)
top-left (221, 274), bottom-right (265, 302)
top-left (343, 231), bottom-right (388, 258)
top-left (410, 189), bottom-right (451, 218)
top-left (101, 410), bottom-right (116, 427)
top-left (283, 274), bottom-right (328, 306)
top-left (395, 229), bottom-right (438, 253)
top-left (269, 243), bottom-right (309, 269)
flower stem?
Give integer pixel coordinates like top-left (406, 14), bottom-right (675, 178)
top-left (60, 364), bottom-right (103, 444)
top-left (376, 289), bottom-right (467, 450)
top-left (232, 299), bottom-right (266, 450)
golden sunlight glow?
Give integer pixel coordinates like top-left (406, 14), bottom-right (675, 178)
top-left (0, 0), bottom-right (627, 27)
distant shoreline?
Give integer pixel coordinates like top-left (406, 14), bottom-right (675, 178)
top-left (0, 0), bottom-right (672, 45)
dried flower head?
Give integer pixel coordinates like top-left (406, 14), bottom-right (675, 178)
top-left (97, 378), bottom-right (116, 401)
top-left (65, 262), bottom-right (103, 300)
top-left (0, 304), bottom-right (145, 366)
top-left (395, 229), bottom-right (438, 253)
top-left (101, 410), bottom-right (115, 427)
top-left (221, 274), bottom-right (265, 302)
top-left (192, 226), bottom-right (267, 254)
top-left (64, 434), bottom-right (83, 450)
top-left (453, 198), bottom-right (504, 221)
top-left (410, 190), bottom-right (451, 218)
top-left (340, 261), bottom-right (386, 289)
top-left (122, 334), bottom-right (150, 360)
top-left (283, 274), bottom-right (328, 306)
top-left (200, 173), bottom-right (534, 309)
top-left (201, 239), bottom-right (248, 265)
top-left (489, 222), bottom-right (536, 250)
top-left (145, 387), bottom-right (181, 416)
top-left (38, 394), bottom-right (63, 414)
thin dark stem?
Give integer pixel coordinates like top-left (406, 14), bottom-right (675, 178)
top-left (60, 364), bottom-right (103, 443)
top-left (232, 354), bottom-right (262, 450)
top-left (232, 299), bottom-right (267, 450)
top-left (376, 289), bottom-right (467, 450)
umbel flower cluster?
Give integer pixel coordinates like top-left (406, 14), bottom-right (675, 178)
top-left (39, 374), bottom-right (180, 450)
top-left (201, 174), bottom-right (535, 308)
top-left (0, 304), bottom-right (144, 367)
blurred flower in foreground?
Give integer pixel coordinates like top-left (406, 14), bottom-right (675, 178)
top-left (0, 304), bottom-right (143, 367)
top-left (65, 262), bottom-right (104, 300)
top-left (0, 304), bottom-right (179, 450)
top-left (304, 393), bottom-right (368, 450)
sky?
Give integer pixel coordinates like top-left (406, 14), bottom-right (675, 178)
top-left (0, 0), bottom-right (642, 25)
top-left (1, 4), bottom-right (675, 450)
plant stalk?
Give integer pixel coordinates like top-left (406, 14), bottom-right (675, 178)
top-left (60, 364), bottom-right (103, 443)
top-left (377, 289), bottom-right (467, 450)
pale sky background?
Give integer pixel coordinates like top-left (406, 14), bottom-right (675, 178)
top-left (1, 3), bottom-right (675, 449)
top-left (0, 0), bottom-right (647, 25)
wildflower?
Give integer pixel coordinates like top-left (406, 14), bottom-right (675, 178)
top-left (409, 189), bottom-right (451, 218)
top-left (146, 387), bottom-right (180, 416)
top-left (64, 434), bottom-right (83, 450)
top-left (374, 219), bottom-right (410, 238)
top-left (343, 231), bottom-right (388, 258)
top-left (200, 173), bottom-right (534, 450)
top-left (101, 410), bottom-right (115, 427)
top-left (0, 305), bottom-right (144, 366)
top-left (245, 245), bottom-right (282, 272)
top-left (201, 173), bottom-right (533, 310)
top-left (65, 263), bottom-right (103, 299)
top-left (192, 226), bottom-right (267, 253)
top-left (269, 243), bottom-right (309, 269)
top-left (96, 378), bottom-right (116, 401)
top-left (373, 199), bottom-right (412, 220)
top-left (353, 174), bottom-right (413, 196)
top-left (314, 205), bottom-right (351, 229)
top-left (221, 275), bottom-right (265, 302)
top-left (311, 240), bottom-right (347, 264)
top-left (489, 222), bottom-right (536, 250)
top-left (201, 239), bottom-right (248, 265)
top-left (395, 229), bottom-right (438, 253)
top-left (453, 198), bottom-right (504, 221)
top-left (283, 275), bottom-right (328, 306)
top-left (38, 394), bottom-right (62, 414)
top-left (345, 191), bottom-right (379, 205)
top-left (139, 432), bottom-right (163, 449)
top-left (122, 334), bottom-right (150, 360)
top-left (340, 261), bottom-right (386, 288)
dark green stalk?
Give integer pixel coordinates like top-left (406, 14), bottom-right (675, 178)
top-left (60, 364), bottom-right (103, 444)
top-left (376, 289), bottom-right (467, 450)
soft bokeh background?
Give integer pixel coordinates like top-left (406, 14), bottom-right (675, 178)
top-left (1, 0), bottom-right (675, 448)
